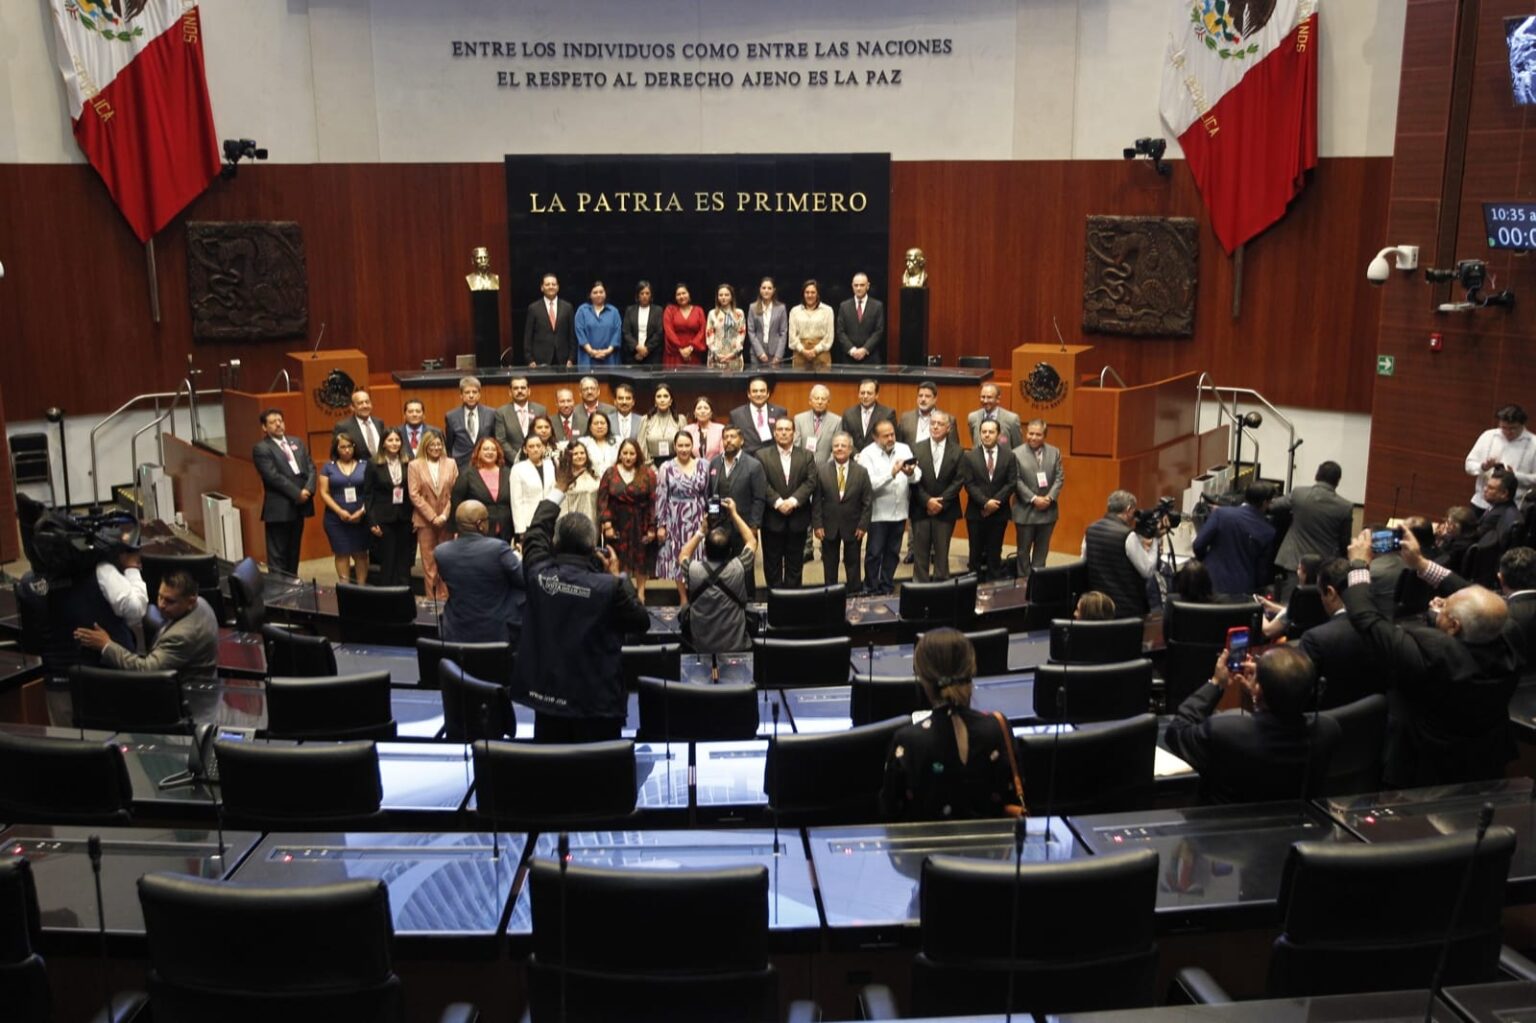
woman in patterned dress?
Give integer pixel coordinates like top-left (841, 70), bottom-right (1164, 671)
top-left (705, 283), bottom-right (746, 371)
top-left (598, 438), bottom-right (658, 599)
top-left (652, 430), bottom-right (709, 591)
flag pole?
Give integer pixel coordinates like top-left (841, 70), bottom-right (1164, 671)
top-left (1230, 243), bottom-right (1245, 319)
top-left (145, 237), bottom-right (161, 324)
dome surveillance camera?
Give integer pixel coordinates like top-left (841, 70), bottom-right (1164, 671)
top-left (1367, 254), bottom-right (1392, 285)
top-left (1367, 245), bottom-right (1419, 286)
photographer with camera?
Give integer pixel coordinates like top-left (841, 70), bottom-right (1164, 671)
top-left (19, 512), bottom-right (147, 675)
top-left (678, 496), bottom-right (757, 654)
top-left (1082, 490), bottom-right (1162, 619)
top-left (1192, 483), bottom-right (1277, 597)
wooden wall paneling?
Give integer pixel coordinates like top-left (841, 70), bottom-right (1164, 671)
top-left (0, 380), bottom-right (19, 564)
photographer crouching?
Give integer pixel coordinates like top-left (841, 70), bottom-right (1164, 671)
top-left (1082, 490), bottom-right (1178, 619)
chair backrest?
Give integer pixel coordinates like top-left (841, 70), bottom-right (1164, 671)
top-left (263, 672), bottom-right (397, 741)
top-left (898, 576), bottom-right (978, 628)
top-left (438, 661), bottom-right (516, 742)
top-left (0, 732), bottom-right (134, 825)
top-left (138, 872), bottom-right (402, 1022)
top-left (850, 674), bottom-right (925, 727)
top-left (956, 355), bottom-right (992, 369)
top-left (335, 583), bottom-right (416, 644)
top-left (752, 636), bottom-right (851, 688)
top-left (261, 624), bottom-right (338, 678)
top-left (473, 740), bottom-right (636, 827)
top-left (226, 557), bottom-right (266, 632)
top-left (764, 716), bottom-right (906, 824)
top-left (621, 643), bottom-right (682, 689)
top-left (1463, 543), bottom-right (1503, 589)
top-left (766, 584), bottom-right (849, 637)
top-left (1032, 659), bottom-right (1154, 723)
top-left (917, 627), bottom-right (1009, 676)
top-left (913, 849), bottom-right (1160, 1018)
top-left (68, 664), bottom-right (188, 733)
top-left (1285, 586), bottom-right (1329, 636)
top-left (526, 860), bottom-right (775, 1023)
top-left (0, 858), bottom-right (49, 1023)
top-left (142, 553), bottom-right (221, 601)
top-left (1317, 694), bottom-right (1388, 796)
top-left (636, 678), bottom-right (759, 742)
top-left (416, 637), bottom-right (514, 690)
top-left (1024, 560), bottom-right (1084, 628)
top-left (1018, 714), bottom-right (1157, 815)
top-left (1161, 600), bottom-right (1263, 708)
top-left (1268, 829), bottom-right (1517, 997)
top-left (215, 741), bottom-right (383, 829)
top-left (1048, 618), bottom-right (1144, 665)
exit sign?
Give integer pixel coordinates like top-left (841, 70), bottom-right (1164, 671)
top-left (1376, 355), bottom-right (1396, 377)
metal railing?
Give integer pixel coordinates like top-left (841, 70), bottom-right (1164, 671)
top-left (1097, 365), bottom-right (1127, 388)
top-left (88, 383), bottom-right (220, 505)
top-left (1196, 374), bottom-right (1301, 492)
top-left (267, 368), bottom-right (292, 393)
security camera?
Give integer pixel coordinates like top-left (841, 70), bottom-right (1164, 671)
top-left (1367, 245), bottom-right (1419, 285)
top-left (1123, 137), bottom-right (1171, 176)
top-left (220, 138), bottom-right (269, 180)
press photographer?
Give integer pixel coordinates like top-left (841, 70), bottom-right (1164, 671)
top-left (1083, 489), bottom-right (1170, 619)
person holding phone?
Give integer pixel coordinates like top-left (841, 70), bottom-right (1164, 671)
top-left (1163, 644), bottom-right (1340, 805)
top-left (678, 496), bottom-right (757, 652)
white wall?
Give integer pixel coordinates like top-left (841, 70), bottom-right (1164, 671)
top-left (1197, 401), bottom-right (1372, 506)
top-left (2, 0), bottom-right (1405, 164)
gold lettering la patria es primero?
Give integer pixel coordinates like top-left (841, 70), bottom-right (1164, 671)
top-left (528, 191), bottom-right (870, 214)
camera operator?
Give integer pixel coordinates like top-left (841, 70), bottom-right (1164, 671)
top-left (1192, 482), bottom-right (1277, 596)
top-left (20, 515), bottom-right (146, 675)
top-left (1082, 490), bottom-right (1162, 619)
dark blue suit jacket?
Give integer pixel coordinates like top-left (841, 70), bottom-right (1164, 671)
top-left (444, 404), bottom-right (497, 468)
top-left (1193, 504), bottom-right (1276, 595)
top-left (433, 532), bottom-right (525, 643)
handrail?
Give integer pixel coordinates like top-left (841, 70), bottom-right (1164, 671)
top-left (182, 377), bottom-right (201, 442)
top-left (129, 410), bottom-right (174, 524)
top-left (87, 386), bottom-right (221, 505)
top-left (1098, 365), bottom-right (1127, 388)
top-left (267, 368), bottom-right (292, 393)
top-left (1196, 377), bottom-right (1301, 492)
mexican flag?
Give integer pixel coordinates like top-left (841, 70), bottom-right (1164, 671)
top-left (1160, 0), bottom-right (1320, 253)
top-left (48, 0), bottom-right (220, 243)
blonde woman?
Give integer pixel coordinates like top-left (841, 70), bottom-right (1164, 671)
top-left (407, 430), bottom-right (457, 600)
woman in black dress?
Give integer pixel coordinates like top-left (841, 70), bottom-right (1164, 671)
top-left (364, 427), bottom-right (414, 586)
top-left (881, 628), bottom-right (1025, 821)
top-left (450, 437), bottom-right (514, 540)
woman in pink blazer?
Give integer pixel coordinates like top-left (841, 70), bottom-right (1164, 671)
top-left (407, 429), bottom-right (458, 600)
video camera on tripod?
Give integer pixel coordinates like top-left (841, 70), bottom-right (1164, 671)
top-left (1133, 496), bottom-right (1182, 539)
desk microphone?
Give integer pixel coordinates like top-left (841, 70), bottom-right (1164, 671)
top-left (1042, 684), bottom-right (1066, 861)
top-left (661, 669), bottom-right (673, 763)
top-left (1423, 802), bottom-right (1497, 1023)
top-left (557, 830), bottom-right (571, 1023)
top-left (88, 834), bottom-right (116, 1023)
top-left (770, 701), bottom-right (782, 856)
top-left (1003, 814), bottom-right (1026, 1023)
top-left (309, 321), bottom-right (327, 358)
top-left (1052, 315), bottom-right (1067, 354)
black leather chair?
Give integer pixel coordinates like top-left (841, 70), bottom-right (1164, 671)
top-left (136, 872), bottom-right (478, 1023)
top-left (473, 740), bottom-right (636, 828)
top-left (766, 584), bottom-right (849, 638)
top-left (1161, 600), bottom-right (1263, 709)
top-left (1032, 658), bottom-right (1154, 723)
top-left (335, 582), bottom-right (417, 645)
top-left (752, 635), bottom-right (851, 688)
top-left (764, 716), bottom-right (905, 824)
top-left (439, 661), bottom-right (516, 742)
top-left (956, 355), bottom-right (992, 369)
top-left (897, 576), bottom-right (978, 632)
top-left (1319, 694), bottom-right (1388, 796)
top-left (1023, 559), bottom-right (1085, 628)
top-left (1048, 618), bottom-right (1144, 665)
top-left (142, 552), bottom-right (223, 620)
top-left (862, 848), bottom-right (1160, 1018)
top-left (526, 860), bottom-right (800, 1023)
top-left (636, 678), bottom-right (759, 742)
top-left (0, 732), bottom-right (134, 825)
top-left (68, 664), bottom-right (188, 733)
top-left (226, 557), bottom-right (267, 632)
top-left (417, 637), bottom-right (514, 690)
top-left (1284, 585), bottom-right (1330, 637)
top-left (1464, 543), bottom-right (1502, 590)
top-left (850, 673), bottom-right (925, 727)
top-left (262, 624), bottom-right (338, 677)
top-left (215, 740), bottom-right (384, 830)
top-left (0, 858), bottom-right (50, 1023)
top-left (263, 671), bottom-right (397, 741)
top-left (1018, 714), bottom-right (1157, 815)
top-left (621, 642), bottom-right (683, 689)
top-left (916, 627), bottom-right (1009, 676)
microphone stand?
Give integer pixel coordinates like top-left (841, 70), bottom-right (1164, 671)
top-left (475, 711), bottom-right (501, 862)
top-left (1423, 802), bottom-right (1497, 1023)
top-left (88, 835), bottom-right (115, 1023)
top-left (1003, 814), bottom-right (1026, 1023)
top-left (1043, 684), bottom-right (1065, 861)
top-left (770, 701), bottom-right (782, 856)
top-left (662, 670), bottom-right (672, 763)
top-left (558, 830), bottom-right (571, 1023)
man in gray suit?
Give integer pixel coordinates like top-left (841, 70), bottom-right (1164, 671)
top-left (494, 375), bottom-right (547, 463)
top-left (571, 376), bottom-right (617, 437)
top-left (75, 569), bottom-right (218, 685)
top-left (792, 384), bottom-right (839, 465)
top-left (444, 376), bottom-right (496, 467)
top-left (966, 383), bottom-right (1023, 449)
top-left (1011, 418), bottom-right (1064, 579)
top-left (608, 383), bottom-right (646, 445)
top-left (1271, 461), bottom-right (1353, 596)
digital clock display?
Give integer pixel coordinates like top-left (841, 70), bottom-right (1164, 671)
top-left (1484, 202), bottom-right (1536, 249)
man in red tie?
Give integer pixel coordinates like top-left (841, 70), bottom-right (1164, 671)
top-left (835, 272), bottom-right (886, 364)
top-left (728, 377), bottom-right (787, 456)
top-left (552, 388), bottom-right (580, 446)
top-left (522, 273), bottom-right (574, 367)
top-left (963, 419), bottom-right (1019, 581)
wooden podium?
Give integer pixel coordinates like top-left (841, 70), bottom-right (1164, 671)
top-left (1011, 342), bottom-right (1095, 432)
top-left (288, 348), bottom-right (370, 442)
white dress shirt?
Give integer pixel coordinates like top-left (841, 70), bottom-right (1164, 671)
top-left (859, 441), bottom-right (920, 522)
top-left (96, 562), bottom-right (148, 628)
top-left (1464, 427), bottom-right (1536, 507)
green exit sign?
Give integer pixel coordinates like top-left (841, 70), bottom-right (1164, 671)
top-left (1376, 355), bottom-right (1396, 377)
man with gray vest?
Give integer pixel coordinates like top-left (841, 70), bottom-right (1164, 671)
top-left (1082, 490), bottom-right (1159, 619)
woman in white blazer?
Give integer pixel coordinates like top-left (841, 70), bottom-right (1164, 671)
top-left (509, 434), bottom-right (557, 535)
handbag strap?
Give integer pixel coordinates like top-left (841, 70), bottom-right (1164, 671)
top-left (991, 710), bottom-right (1027, 814)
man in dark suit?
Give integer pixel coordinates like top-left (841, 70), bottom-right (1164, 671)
top-left (1413, 535), bottom-right (1536, 677)
top-left (608, 383), bottom-right (646, 446)
top-left (756, 417), bottom-right (817, 589)
top-left (1271, 461), bottom-right (1354, 596)
top-left (813, 432), bottom-right (872, 591)
top-left (571, 376), bottom-right (618, 437)
top-left (444, 375), bottom-right (496, 468)
top-left (909, 412), bottom-right (964, 581)
top-left (897, 380), bottom-right (952, 447)
top-left (332, 389), bottom-right (388, 462)
top-left (550, 388), bottom-right (581, 446)
top-left (834, 272), bottom-right (886, 364)
top-left (494, 375), bottom-right (547, 464)
top-left (400, 399), bottom-right (430, 459)
top-left (728, 377), bottom-right (788, 456)
top-left (1011, 418), bottom-right (1064, 580)
top-left (523, 273), bottom-right (575, 367)
top-left (433, 500), bottom-right (525, 645)
top-left (1296, 558), bottom-right (1378, 708)
top-left (963, 419), bottom-right (1017, 581)
top-left (1474, 469), bottom-right (1522, 556)
top-left (1192, 484), bottom-right (1278, 596)
top-left (841, 378), bottom-right (896, 453)
top-left (1165, 645), bottom-right (1342, 805)
top-left (252, 408), bottom-right (315, 577)
top-left (707, 425), bottom-right (767, 597)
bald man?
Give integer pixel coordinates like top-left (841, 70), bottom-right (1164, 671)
top-left (433, 499), bottom-right (525, 644)
top-left (1344, 527), bottom-right (1523, 787)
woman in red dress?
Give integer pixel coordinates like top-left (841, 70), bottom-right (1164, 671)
top-left (598, 438), bottom-right (658, 600)
top-left (663, 283), bottom-right (706, 366)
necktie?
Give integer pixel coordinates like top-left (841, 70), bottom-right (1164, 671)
top-left (518, 408), bottom-right (529, 433)
top-left (986, 448), bottom-right (995, 479)
top-left (837, 463), bottom-right (846, 498)
top-left (363, 419), bottom-right (377, 455)
top-left (757, 405), bottom-right (765, 430)
top-left (409, 425), bottom-right (420, 451)
top-left (279, 438), bottom-right (298, 473)
top-left (618, 416), bottom-right (628, 439)
top-left (857, 299), bottom-right (864, 322)
top-left (563, 416), bottom-right (572, 437)
top-left (467, 409), bottom-right (477, 438)
top-left (813, 413), bottom-right (823, 436)
top-left (548, 300), bottom-right (557, 329)
top-left (862, 408), bottom-right (871, 432)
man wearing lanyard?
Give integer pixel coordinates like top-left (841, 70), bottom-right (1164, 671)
top-left (400, 399), bottom-right (429, 459)
top-left (253, 409), bottom-right (315, 577)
